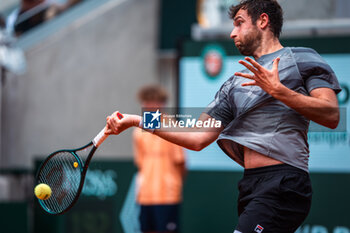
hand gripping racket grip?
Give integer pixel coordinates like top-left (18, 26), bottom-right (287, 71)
top-left (92, 113), bottom-right (124, 147)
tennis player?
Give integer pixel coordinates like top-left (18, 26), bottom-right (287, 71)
top-left (106, 0), bottom-right (341, 232)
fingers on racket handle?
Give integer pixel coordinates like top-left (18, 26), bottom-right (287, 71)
top-left (93, 127), bottom-right (108, 147)
top-left (93, 113), bottom-right (123, 147)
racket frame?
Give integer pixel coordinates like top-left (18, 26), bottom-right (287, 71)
top-left (36, 141), bottom-right (97, 215)
top-left (36, 112), bottom-right (123, 214)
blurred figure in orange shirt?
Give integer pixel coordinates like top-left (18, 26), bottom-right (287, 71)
top-left (133, 85), bottom-right (186, 233)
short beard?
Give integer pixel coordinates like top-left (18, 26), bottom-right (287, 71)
top-left (236, 26), bottom-right (262, 56)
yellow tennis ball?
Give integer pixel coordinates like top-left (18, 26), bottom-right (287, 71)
top-left (34, 183), bottom-right (52, 200)
top-left (73, 162), bottom-right (78, 168)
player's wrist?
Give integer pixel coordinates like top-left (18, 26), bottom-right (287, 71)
top-left (133, 115), bottom-right (143, 128)
top-left (269, 82), bottom-right (287, 98)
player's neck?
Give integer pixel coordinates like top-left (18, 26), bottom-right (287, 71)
top-left (253, 37), bottom-right (283, 60)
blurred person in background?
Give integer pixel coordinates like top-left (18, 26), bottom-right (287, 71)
top-left (45, 0), bottom-right (82, 20)
top-left (106, 0), bottom-right (341, 232)
top-left (133, 85), bottom-right (186, 233)
top-left (5, 0), bottom-right (82, 36)
top-left (0, 15), bottom-right (5, 29)
top-left (1, 13), bottom-right (26, 77)
top-left (6, 0), bottom-right (51, 36)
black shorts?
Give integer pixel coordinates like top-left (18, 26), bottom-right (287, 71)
top-left (235, 164), bottom-right (312, 233)
top-left (140, 204), bottom-right (180, 232)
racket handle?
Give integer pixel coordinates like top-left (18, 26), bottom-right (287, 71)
top-left (93, 127), bottom-right (108, 147)
top-left (92, 113), bottom-right (124, 147)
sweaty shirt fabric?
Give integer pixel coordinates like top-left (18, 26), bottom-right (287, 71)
top-left (206, 47), bottom-right (341, 172)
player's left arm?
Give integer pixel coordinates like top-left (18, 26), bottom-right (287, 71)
top-left (235, 57), bottom-right (340, 129)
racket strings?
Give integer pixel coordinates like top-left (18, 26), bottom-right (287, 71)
top-left (37, 151), bottom-right (82, 213)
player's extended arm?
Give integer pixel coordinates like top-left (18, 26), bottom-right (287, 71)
top-left (235, 57), bottom-right (340, 129)
top-left (105, 112), bottom-right (224, 151)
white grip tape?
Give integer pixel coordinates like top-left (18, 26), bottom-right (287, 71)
top-left (92, 127), bottom-right (108, 147)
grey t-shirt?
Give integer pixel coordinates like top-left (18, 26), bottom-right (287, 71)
top-left (206, 47), bottom-right (341, 172)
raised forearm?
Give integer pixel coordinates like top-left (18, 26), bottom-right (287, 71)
top-left (236, 57), bottom-right (340, 129)
top-left (271, 85), bottom-right (339, 129)
top-left (106, 112), bottom-right (223, 151)
top-left (149, 113), bottom-right (223, 150)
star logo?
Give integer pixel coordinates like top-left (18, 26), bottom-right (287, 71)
top-left (150, 109), bottom-right (162, 122)
top-left (143, 109), bottom-right (162, 129)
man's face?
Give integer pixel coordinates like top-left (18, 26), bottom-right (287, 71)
top-left (230, 9), bottom-right (262, 56)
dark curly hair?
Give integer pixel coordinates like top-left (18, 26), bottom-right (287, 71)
top-left (229, 0), bottom-right (283, 38)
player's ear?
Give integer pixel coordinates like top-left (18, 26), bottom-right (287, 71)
top-left (258, 13), bottom-right (269, 30)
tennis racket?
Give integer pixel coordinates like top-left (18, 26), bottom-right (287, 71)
top-left (36, 112), bottom-right (123, 215)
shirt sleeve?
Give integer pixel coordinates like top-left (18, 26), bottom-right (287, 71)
top-left (205, 79), bottom-right (235, 127)
top-left (296, 48), bottom-right (342, 94)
